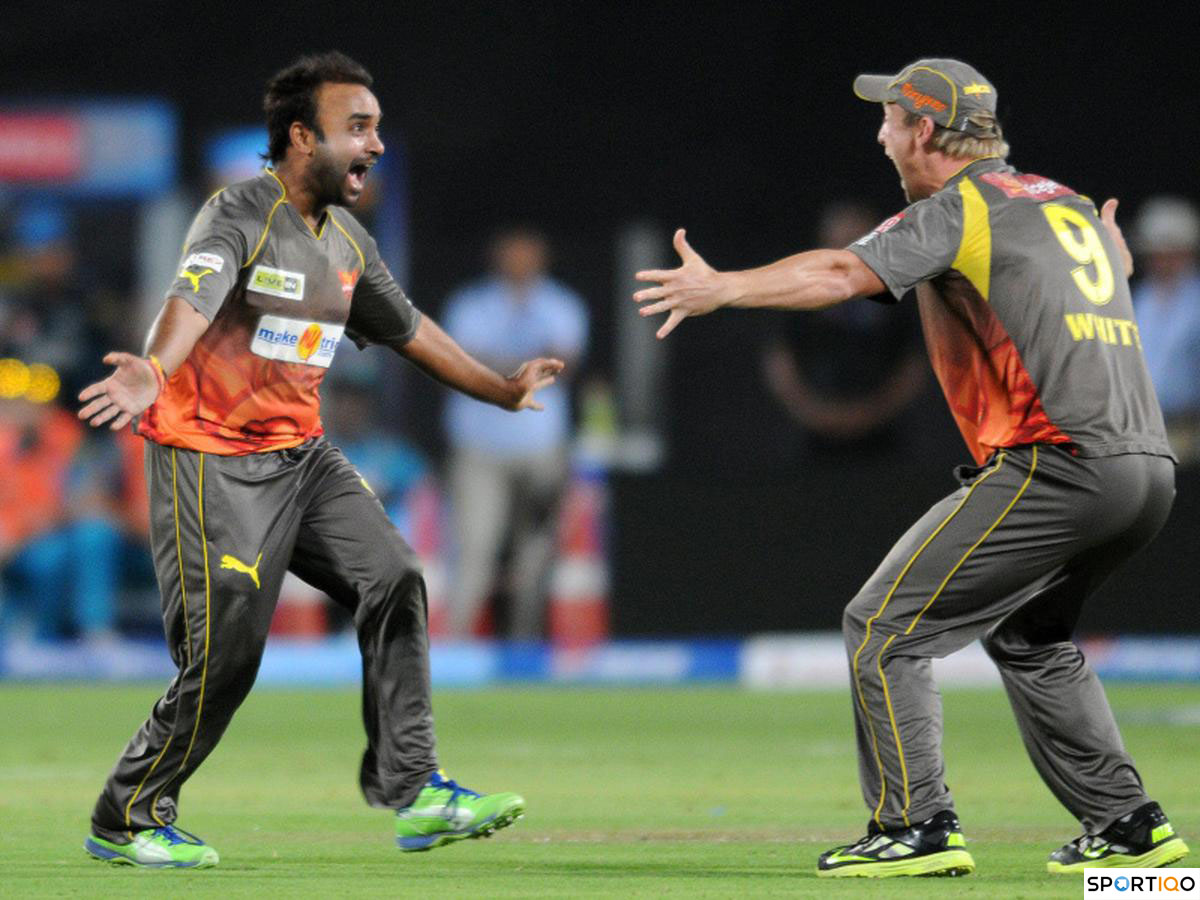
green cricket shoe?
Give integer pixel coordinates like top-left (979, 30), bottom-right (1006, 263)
top-left (395, 770), bottom-right (525, 851)
top-left (84, 825), bottom-right (219, 868)
top-left (817, 810), bottom-right (975, 878)
top-left (1048, 801), bottom-right (1189, 873)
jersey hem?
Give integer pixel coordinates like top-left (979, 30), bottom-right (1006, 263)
top-left (993, 439), bottom-right (1176, 464)
top-left (135, 429), bottom-right (321, 457)
top-left (1066, 440), bottom-right (1178, 464)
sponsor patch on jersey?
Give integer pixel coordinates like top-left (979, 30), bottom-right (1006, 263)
top-left (338, 268), bottom-right (360, 301)
top-left (183, 251), bottom-right (225, 273)
top-left (178, 266), bottom-right (217, 293)
top-left (980, 171), bottom-right (1075, 201)
top-left (854, 212), bottom-right (906, 246)
top-left (250, 265), bottom-right (306, 301)
top-left (250, 315), bottom-right (343, 367)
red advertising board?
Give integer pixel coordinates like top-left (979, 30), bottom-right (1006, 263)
top-left (0, 113), bottom-right (83, 180)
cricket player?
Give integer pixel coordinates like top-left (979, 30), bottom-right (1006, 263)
top-left (634, 58), bottom-right (1189, 878)
top-left (77, 51), bottom-right (561, 867)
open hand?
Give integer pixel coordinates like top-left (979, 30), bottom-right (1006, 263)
top-left (78, 352), bottom-right (161, 430)
top-left (1100, 198), bottom-right (1134, 278)
top-left (633, 229), bottom-right (732, 339)
top-left (508, 358), bottom-right (565, 411)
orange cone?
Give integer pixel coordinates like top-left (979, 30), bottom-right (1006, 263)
top-left (548, 476), bottom-right (610, 647)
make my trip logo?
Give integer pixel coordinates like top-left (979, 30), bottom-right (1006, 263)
top-left (296, 323), bottom-right (324, 361)
top-left (250, 315), bottom-right (344, 368)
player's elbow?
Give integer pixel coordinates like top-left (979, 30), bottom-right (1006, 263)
top-left (829, 251), bottom-right (886, 302)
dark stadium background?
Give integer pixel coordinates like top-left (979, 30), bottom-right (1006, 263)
top-left (5, 3), bottom-right (1196, 636)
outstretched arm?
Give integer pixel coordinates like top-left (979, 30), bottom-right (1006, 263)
top-left (399, 315), bottom-right (564, 411)
top-left (78, 296), bottom-right (210, 430)
top-left (633, 228), bottom-right (887, 339)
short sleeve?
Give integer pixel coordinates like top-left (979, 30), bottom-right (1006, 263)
top-left (846, 191), bottom-right (964, 301)
top-left (345, 232), bottom-right (422, 349)
top-left (165, 194), bottom-right (251, 321)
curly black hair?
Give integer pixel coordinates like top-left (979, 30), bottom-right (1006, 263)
top-left (263, 51), bottom-right (373, 164)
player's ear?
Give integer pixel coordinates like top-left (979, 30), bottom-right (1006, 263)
top-left (289, 121), bottom-right (316, 158)
top-left (917, 115), bottom-right (937, 144)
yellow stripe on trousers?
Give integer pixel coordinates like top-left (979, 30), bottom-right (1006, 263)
top-left (150, 452), bottom-right (213, 822)
top-left (123, 448), bottom-right (195, 835)
top-left (875, 446), bottom-right (1038, 826)
top-left (173, 449), bottom-right (193, 667)
top-left (851, 452), bottom-right (1008, 828)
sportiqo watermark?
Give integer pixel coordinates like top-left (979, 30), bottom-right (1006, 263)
top-left (1084, 869), bottom-right (1199, 897)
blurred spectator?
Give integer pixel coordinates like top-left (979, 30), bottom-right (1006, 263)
top-left (761, 202), bottom-right (926, 459)
top-left (0, 201), bottom-right (107, 398)
top-left (442, 227), bottom-right (588, 639)
top-left (0, 366), bottom-right (122, 643)
top-left (0, 202), bottom-right (154, 644)
top-left (1131, 196), bottom-right (1200, 464)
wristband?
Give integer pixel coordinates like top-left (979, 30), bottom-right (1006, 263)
top-left (146, 355), bottom-right (167, 397)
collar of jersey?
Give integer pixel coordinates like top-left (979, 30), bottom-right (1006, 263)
top-left (941, 155), bottom-right (1006, 191)
top-left (264, 167), bottom-right (330, 240)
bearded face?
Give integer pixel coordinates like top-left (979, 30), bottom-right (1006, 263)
top-left (306, 82), bottom-right (383, 208)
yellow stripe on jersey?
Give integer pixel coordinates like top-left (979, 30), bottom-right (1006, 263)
top-left (952, 179), bottom-right (992, 300)
top-left (245, 171), bottom-right (288, 269)
top-left (329, 213), bottom-right (366, 272)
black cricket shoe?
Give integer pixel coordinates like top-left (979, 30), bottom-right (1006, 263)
top-left (817, 810), bottom-right (975, 878)
top-left (1047, 801), bottom-right (1189, 873)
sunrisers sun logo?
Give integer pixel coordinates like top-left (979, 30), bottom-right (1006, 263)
top-left (338, 268), bottom-right (360, 301)
top-left (250, 315), bottom-right (344, 368)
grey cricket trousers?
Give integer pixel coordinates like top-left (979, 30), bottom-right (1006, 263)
top-left (842, 444), bottom-right (1174, 835)
top-left (91, 438), bottom-right (437, 842)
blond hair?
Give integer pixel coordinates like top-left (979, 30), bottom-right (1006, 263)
top-left (904, 110), bottom-right (1010, 160)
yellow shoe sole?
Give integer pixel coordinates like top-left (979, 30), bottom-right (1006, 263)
top-left (1047, 838), bottom-right (1190, 874)
top-left (817, 849), bottom-right (975, 878)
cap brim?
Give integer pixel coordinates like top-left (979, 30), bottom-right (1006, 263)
top-left (853, 73), bottom-right (892, 102)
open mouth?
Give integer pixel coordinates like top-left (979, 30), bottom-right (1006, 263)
top-left (347, 159), bottom-right (374, 193)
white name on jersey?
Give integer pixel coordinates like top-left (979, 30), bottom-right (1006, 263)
top-left (250, 315), bottom-right (344, 368)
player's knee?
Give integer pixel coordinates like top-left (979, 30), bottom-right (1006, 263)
top-left (980, 628), bottom-right (1006, 661)
top-left (197, 643), bottom-right (262, 698)
top-left (981, 625), bottom-right (1027, 665)
top-left (361, 540), bottom-right (426, 612)
top-left (842, 596), bottom-right (871, 642)
top-left (983, 624), bottom-right (1080, 669)
top-left (383, 535), bottom-right (423, 588)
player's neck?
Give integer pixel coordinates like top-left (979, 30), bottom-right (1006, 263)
top-left (907, 154), bottom-right (989, 200)
top-left (272, 160), bottom-right (327, 231)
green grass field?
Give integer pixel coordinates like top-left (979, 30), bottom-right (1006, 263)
top-left (2, 683), bottom-right (1197, 897)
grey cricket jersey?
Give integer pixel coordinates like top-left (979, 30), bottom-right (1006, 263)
top-left (139, 169), bottom-right (421, 455)
top-left (848, 157), bottom-right (1174, 464)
